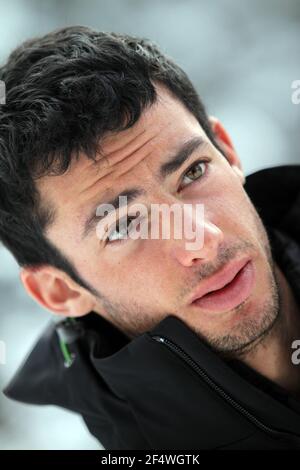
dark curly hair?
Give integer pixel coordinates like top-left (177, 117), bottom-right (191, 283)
top-left (0, 25), bottom-right (216, 294)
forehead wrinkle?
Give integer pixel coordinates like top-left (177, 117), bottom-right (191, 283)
top-left (85, 127), bottom-right (152, 177)
top-left (77, 148), bottom-right (154, 220)
top-left (80, 128), bottom-right (148, 176)
top-left (77, 121), bottom-right (196, 213)
top-left (75, 103), bottom-right (174, 197)
top-left (78, 133), bottom-right (158, 197)
top-left (100, 127), bottom-right (149, 157)
top-left (103, 133), bottom-right (156, 169)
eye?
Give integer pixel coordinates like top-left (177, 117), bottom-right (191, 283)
top-left (106, 215), bottom-right (140, 244)
top-left (179, 160), bottom-right (207, 190)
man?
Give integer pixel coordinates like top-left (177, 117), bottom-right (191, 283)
top-left (1, 26), bottom-right (300, 450)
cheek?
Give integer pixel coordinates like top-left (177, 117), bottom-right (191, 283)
top-left (217, 168), bottom-right (249, 214)
top-left (188, 160), bottom-right (246, 224)
top-left (212, 181), bottom-right (266, 253)
top-left (102, 241), bottom-right (175, 300)
top-left (203, 183), bottom-right (247, 228)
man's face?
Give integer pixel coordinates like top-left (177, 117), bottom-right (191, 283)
top-left (37, 83), bottom-right (279, 353)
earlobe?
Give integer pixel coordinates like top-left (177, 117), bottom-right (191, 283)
top-left (66, 291), bottom-right (96, 318)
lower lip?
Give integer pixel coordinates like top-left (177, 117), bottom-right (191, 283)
top-left (192, 260), bottom-right (255, 313)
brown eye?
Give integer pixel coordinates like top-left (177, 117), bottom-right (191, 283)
top-left (181, 161), bottom-right (206, 189)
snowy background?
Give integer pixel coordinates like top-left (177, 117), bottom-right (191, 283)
top-left (0, 0), bottom-right (299, 450)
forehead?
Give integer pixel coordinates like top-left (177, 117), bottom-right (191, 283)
top-left (37, 84), bottom-right (206, 241)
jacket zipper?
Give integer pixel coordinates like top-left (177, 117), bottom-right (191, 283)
top-left (151, 334), bottom-right (300, 445)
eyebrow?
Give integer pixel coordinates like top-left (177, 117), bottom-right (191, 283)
top-left (81, 135), bottom-right (205, 240)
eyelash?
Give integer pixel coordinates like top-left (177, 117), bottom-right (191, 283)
top-left (178, 159), bottom-right (209, 191)
top-left (104, 158), bottom-right (209, 246)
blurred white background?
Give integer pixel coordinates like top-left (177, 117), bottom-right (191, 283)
top-left (0, 0), bottom-right (299, 450)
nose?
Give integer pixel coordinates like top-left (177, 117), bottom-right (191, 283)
top-left (168, 205), bottom-right (224, 267)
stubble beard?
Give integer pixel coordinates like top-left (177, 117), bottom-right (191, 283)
top-left (195, 207), bottom-right (283, 359)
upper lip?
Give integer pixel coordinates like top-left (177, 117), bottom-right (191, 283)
top-left (190, 256), bottom-right (251, 303)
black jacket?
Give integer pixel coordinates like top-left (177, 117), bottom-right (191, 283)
top-left (3, 165), bottom-right (300, 450)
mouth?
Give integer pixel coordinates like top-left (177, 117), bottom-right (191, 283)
top-left (190, 258), bottom-right (255, 313)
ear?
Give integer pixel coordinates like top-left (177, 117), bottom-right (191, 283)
top-left (209, 116), bottom-right (245, 185)
top-left (19, 265), bottom-right (96, 318)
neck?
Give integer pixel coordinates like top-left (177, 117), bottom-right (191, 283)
top-left (238, 263), bottom-right (300, 397)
